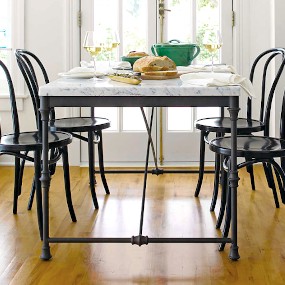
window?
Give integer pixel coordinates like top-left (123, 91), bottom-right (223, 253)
top-left (0, 0), bottom-right (24, 99)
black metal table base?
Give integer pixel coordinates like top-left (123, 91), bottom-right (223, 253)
top-left (39, 95), bottom-right (240, 262)
top-left (40, 236), bottom-right (232, 260)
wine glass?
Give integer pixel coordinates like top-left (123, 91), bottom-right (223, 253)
top-left (203, 29), bottom-right (223, 72)
top-left (83, 30), bottom-right (104, 72)
top-left (104, 29), bottom-right (120, 66)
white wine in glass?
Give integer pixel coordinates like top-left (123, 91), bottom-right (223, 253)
top-left (83, 31), bottom-right (103, 72)
top-left (104, 29), bottom-right (120, 66)
top-left (203, 30), bottom-right (223, 72)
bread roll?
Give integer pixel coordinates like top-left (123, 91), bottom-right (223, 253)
top-left (126, 51), bottom-right (148, 57)
top-left (133, 56), bottom-right (176, 72)
top-left (109, 73), bottom-right (141, 85)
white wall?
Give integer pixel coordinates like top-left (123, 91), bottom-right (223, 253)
top-left (273, 0), bottom-right (285, 136)
top-left (234, 0), bottom-right (285, 136)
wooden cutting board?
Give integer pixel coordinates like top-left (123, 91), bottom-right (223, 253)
top-left (141, 73), bottom-right (180, 80)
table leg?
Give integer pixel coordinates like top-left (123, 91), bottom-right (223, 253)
top-left (228, 96), bottom-right (240, 261)
top-left (39, 97), bottom-right (52, 260)
top-left (131, 108), bottom-right (155, 246)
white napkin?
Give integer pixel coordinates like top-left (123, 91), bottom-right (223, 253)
top-left (177, 65), bottom-right (237, 74)
top-left (112, 61), bottom-right (132, 69)
top-left (180, 72), bottom-right (255, 98)
top-left (80, 60), bottom-right (94, 68)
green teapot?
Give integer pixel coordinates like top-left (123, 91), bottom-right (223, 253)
top-left (151, 39), bottom-right (200, 66)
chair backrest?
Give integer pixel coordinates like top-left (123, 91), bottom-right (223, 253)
top-left (0, 60), bottom-right (20, 137)
top-left (248, 48), bottom-right (285, 136)
top-left (15, 49), bottom-right (96, 123)
top-left (15, 49), bottom-right (51, 132)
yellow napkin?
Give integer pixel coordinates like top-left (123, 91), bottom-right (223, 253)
top-left (180, 72), bottom-right (255, 98)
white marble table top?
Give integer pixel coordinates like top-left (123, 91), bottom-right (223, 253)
top-left (39, 77), bottom-right (241, 98)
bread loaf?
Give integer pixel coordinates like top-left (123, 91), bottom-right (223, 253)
top-left (143, 70), bottom-right (178, 76)
top-left (133, 56), bottom-right (176, 72)
top-left (126, 51), bottom-right (148, 57)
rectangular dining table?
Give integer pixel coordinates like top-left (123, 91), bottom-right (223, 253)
top-left (39, 77), bottom-right (241, 261)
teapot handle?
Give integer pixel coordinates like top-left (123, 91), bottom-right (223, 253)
top-left (192, 44), bottom-right (201, 59)
top-left (168, 39), bottom-right (181, 44)
top-left (151, 45), bottom-right (158, 56)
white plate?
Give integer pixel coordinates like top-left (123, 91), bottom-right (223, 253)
top-left (58, 72), bottom-right (95, 79)
top-left (58, 71), bottom-right (105, 79)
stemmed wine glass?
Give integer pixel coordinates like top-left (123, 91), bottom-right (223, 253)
top-left (83, 30), bottom-right (104, 72)
top-left (104, 29), bottom-right (120, 66)
top-left (203, 29), bottom-right (223, 72)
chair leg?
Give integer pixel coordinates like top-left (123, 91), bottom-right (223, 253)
top-left (18, 152), bottom-right (28, 196)
top-left (195, 130), bottom-right (207, 197)
top-left (61, 146), bottom-right (77, 222)
top-left (210, 153), bottom-right (221, 211)
top-left (216, 165), bottom-right (228, 229)
top-left (97, 130), bottom-right (110, 195)
top-left (27, 148), bottom-right (58, 211)
top-left (34, 150), bottom-right (43, 240)
top-left (49, 148), bottom-right (57, 176)
top-left (218, 178), bottom-right (231, 252)
top-left (263, 162), bottom-right (273, 188)
top-left (264, 163), bottom-right (279, 208)
top-left (273, 166), bottom-right (285, 204)
top-left (27, 177), bottom-right (36, 210)
top-left (13, 156), bottom-right (21, 214)
top-left (88, 130), bottom-right (99, 209)
top-left (245, 158), bottom-right (255, 190)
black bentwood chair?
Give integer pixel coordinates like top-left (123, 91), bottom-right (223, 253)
top-left (0, 60), bottom-right (76, 239)
top-left (195, 48), bottom-right (285, 210)
top-left (15, 49), bottom-right (111, 210)
top-left (209, 90), bottom-right (285, 248)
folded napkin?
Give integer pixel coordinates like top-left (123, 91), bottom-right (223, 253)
top-left (177, 64), bottom-right (237, 74)
top-left (180, 72), bottom-right (255, 98)
top-left (113, 61), bottom-right (132, 69)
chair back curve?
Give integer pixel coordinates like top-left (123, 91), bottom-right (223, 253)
top-left (247, 48), bottom-right (285, 136)
top-left (15, 49), bottom-right (53, 132)
top-left (0, 60), bottom-right (20, 136)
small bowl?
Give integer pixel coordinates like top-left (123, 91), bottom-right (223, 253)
top-left (121, 56), bottom-right (142, 67)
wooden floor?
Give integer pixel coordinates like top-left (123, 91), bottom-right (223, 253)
top-left (0, 165), bottom-right (285, 284)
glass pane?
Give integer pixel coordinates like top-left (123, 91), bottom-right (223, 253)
top-left (123, 107), bottom-right (147, 131)
top-left (0, 0), bottom-right (11, 48)
top-left (94, 107), bottom-right (118, 131)
top-left (166, 0), bottom-right (193, 42)
top-left (0, 0), bottom-right (11, 94)
top-left (196, 0), bottom-right (221, 65)
top-left (93, 0), bottom-right (148, 59)
top-left (196, 107), bottom-right (220, 120)
top-left (122, 0), bottom-right (148, 55)
top-left (167, 107), bottom-right (192, 131)
top-left (0, 50), bottom-right (12, 93)
top-left (93, 0), bottom-right (119, 61)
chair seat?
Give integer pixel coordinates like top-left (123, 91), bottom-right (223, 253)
top-left (50, 117), bottom-right (110, 133)
top-left (0, 131), bottom-right (72, 152)
top-left (195, 117), bottom-right (264, 134)
top-left (209, 135), bottom-right (285, 158)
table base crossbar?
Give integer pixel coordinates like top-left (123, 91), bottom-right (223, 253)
top-left (48, 236), bottom-right (232, 245)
